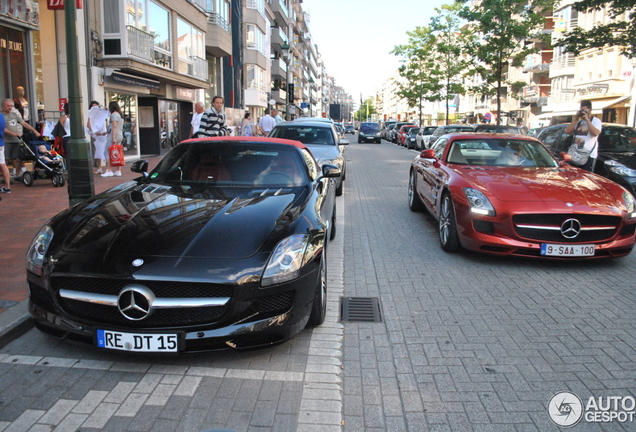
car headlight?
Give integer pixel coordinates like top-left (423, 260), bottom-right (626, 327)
top-left (27, 225), bottom-right (54, 275)
top-left (622, 191), bottom-right (636, 218)
top-left (462, 188), bottom-right (496, 216)
top-left (605, 160), bottom-right (636, 177)
top-left (376, 133), bottom-right (382, 137)
top-left (262, 234), bottom-right (310, 287)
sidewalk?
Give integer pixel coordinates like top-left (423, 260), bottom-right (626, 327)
top-left (0, 156), bottom-right (163, 330)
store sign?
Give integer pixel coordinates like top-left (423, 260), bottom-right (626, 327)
top-left (111, 72), bottom-right (160, 90)
top-left (576, 84), bottom-right (609, 97)
top-left (59, 98), bottom-right (68, 111)
top-left (175, 87), bottom-right (194, 101)
top-left (47, 0), bottom-right (83, 9)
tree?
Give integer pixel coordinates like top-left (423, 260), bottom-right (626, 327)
top-left (556, 0), bottom-right (636, 58)
top-left (355, 98), bottom-right (376, 122)
top-left (391, 27), bottom-right (442, 125)
top-left (457, 0), bottom-right (553, 124)
top-left (429, 3), bottom-right (470, 125)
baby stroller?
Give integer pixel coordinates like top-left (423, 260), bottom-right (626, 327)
top-left (18, 139), bottom-right (66, 187)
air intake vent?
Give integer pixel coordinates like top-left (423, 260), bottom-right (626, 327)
top-left (340, 297), bottom-right (382, 322)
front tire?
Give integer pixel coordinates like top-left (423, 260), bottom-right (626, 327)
top-left (408, 171), bottom-right (424, 212)
top-left (439, 193), bottom-right (461, 252)
top-left (22, 171), bottom-right (34, 187)
top-left (307, 250), bottom-right (327, 327)
top-left (329, 203), bottom-right (337, 240)
top-left (335, 179), bottom-right (343, 196)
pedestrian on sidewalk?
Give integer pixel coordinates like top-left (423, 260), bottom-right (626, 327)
top-left (87, 101), bottom-right (109, 174)
top-left (190, 102), bottom-right (204, 138)
top-left (197, 96), bottom-right (228, 137)
top-left (0, 112), bottom-right (11, 193)
top-left (241, 112), bottom-right (254, 136)
top-left (102, 101), bottom-right (124, 177)
top-left (258, 109), bottom-right (276, 136)
top-left (2, 98), bottom-right (41, 181)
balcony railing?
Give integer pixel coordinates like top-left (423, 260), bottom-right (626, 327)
top-left (548, 90), bottom-right (576, 104)
top-left (209, 13), bottom-right (231, 33)
top-left (127, 26), bottom-right (154, 62)
top-left (552, 55), bottom-right (576, 69)
top-left (190, 56), bottom-right (208, 80)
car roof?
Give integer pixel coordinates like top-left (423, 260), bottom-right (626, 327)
top-left (275, 121), bottom-right (335, 128)
top-left (293, 117), bottom-right (333, 122)
top-left (441, 132), bottom-right (539, 141)
top-left (181, 136), bottom-right (309, 150)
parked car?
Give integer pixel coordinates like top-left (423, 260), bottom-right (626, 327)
top-left (405, 127), bottom-right (420, 149)
top-left (344, 124), bottom-right (355, 134)
top-left (382, 121), bottom-right (398, 140)
top-left (415, 126), bottom-right (438, 150)
top-left (473, 124), bottom-right (524, 134)
top-left (269, 120), bottom-right (348, 195)
top-left (408, 133), bottom-right (636, 259)
top-left (358, 122), bottom-right (382, 143)
top-left (28, 137), bottom-right (342, 353)
top-left (428, 125), bottom-right (474, 147)
top-left (537, 123), bottom-right (636, 196)
top-left (396, 125), bottom-right (418, 147)
top-left (334, 122), bottom-right (345, 138)
top-left (390, 122), bottom-right (414, 143)
top-left (293, 117), bottom-right (334, 123)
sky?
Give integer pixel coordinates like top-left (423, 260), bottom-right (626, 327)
top-left (301, 0), bottom-right (448, 103)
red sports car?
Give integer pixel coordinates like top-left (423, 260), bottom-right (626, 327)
top-left (408, 133), bottom-right (636, 259)
top-left (397, 125), bottom-right (418, 147)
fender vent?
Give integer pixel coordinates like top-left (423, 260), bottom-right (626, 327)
top-left (340, 297), bottom-right (382, 322)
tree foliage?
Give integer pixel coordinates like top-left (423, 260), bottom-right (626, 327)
top-left (391, 26), bottom-right (442, 125)
top-left (457, 0), bottom-right (553, 124)
top-left (355, 98), bottom-right (376, 122)
top-left (556, 0), bottom-right (636, 58)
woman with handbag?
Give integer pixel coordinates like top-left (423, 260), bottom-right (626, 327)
top-left (102, 101), bottom-right (125, 177)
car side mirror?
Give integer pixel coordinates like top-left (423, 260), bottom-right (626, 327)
top-left (421, 149), bottom-right (436, 159)
top-left (320, 163), bottom-right (341, 179)
top-left (131, 159), bottom-right (149, 175)
top-left (338, 139), bottom-right (349, 146)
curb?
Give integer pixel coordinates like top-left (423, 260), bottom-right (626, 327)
top-left (0, 299), bottom-right (33, 348)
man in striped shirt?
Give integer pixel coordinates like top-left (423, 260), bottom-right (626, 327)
top-left (196, 96), bottom-right (229, 137)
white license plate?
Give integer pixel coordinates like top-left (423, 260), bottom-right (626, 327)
top-left (96, 330), bottom-right (179, 352)
top-left (540, 244), bottom-right (595, 257)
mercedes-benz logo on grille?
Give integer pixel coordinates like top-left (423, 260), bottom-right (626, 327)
top-left (561, 218), bottom-right (582, 239)
top-left (117, 284), bottom-right (156, 321)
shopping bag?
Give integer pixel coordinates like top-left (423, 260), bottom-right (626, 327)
top-left (109, 144), bottom-right (125, 166)
top-left (52, 137), bottom-right (66, 158)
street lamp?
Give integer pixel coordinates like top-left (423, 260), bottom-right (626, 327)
top-left (281, 42), bottom-right (291, 121)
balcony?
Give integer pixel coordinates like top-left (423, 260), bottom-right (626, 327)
top-left (270, 0), bottom-right (289, 24)
top-left (271, 57), bottom-right (287, 80)
top-left (271, 88), bottom-right (287, 105)
top-left (178, 56), bottom-right (208, 80)
top-left (206, 14), bottom-right (232, 57)
top-left (127, 26), bottom-right (154, 63)
top-left (271, 27), bottom-right (287, 50)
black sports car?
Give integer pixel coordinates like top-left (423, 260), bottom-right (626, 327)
top-left (27, 137), bottom-right (341, 353)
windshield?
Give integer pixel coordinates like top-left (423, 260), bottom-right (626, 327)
top-left (475, 126), bottom-right (521, 134)
top-left (598, 126), bottom-right (636, 152)
top-left (445, 139), bottom-right (558, 168)
top-left (269, 125), bottom-right (336, 145)
top-left (360, 123), bottom-right (380, 132)
top-left (149, 142), bottom-right (310, 187)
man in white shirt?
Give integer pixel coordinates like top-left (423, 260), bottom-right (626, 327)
top-left (273, 108), bottom-right (283, 124)
top-left (190, 102), bottom-right (204, 138)
top-left (564, 99), bottom-right (602, 172)
top-left (259, 110), bottom-right (277, 135)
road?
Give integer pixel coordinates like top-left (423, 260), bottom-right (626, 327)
top-left (1, 135), bottom-right (635, 431)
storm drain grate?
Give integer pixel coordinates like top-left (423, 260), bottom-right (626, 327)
top-left (340, 297), bottom-right (382, 322)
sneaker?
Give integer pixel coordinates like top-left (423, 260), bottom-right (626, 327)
top-left (101, 171), bottom-right (113, 177)
top-left (95, 168), bottom-right (104, 174)
top-left (113, 171), bottom-right (122, 177)
top-left (0, 187), bottom-right (11, 193)
top-left (10, 169), bottom-right (16, 177)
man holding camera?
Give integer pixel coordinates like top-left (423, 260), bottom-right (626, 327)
top-left (564, 99), bottom-right (602, 171)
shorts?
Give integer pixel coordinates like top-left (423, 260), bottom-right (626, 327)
top-left (0, 147), bottom-right (5, 164)
top-left (4, 141), bottom-right (20, 160)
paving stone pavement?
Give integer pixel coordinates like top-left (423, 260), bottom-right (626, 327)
top-left (340, 142), bottom-right (636, 432)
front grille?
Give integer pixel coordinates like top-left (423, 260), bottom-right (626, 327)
top-left (58, 299), bottom-right (226, 327)
top-left (513, 214), bottom-right (621, 243)
top-left (259, 291), bottom-right (294, 314)
top-left (51, 276), bottom-right (233, 298)
top-left (29, 282), bottom-right (56, 313)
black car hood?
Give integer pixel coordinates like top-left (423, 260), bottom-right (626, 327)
top-left (58, 182), bottom-right (302, 260)
top-left (599, 150), bottom-right (636, 166)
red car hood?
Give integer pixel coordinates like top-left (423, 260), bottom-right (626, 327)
top-left (457, 166), bottom-right (622, 205)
